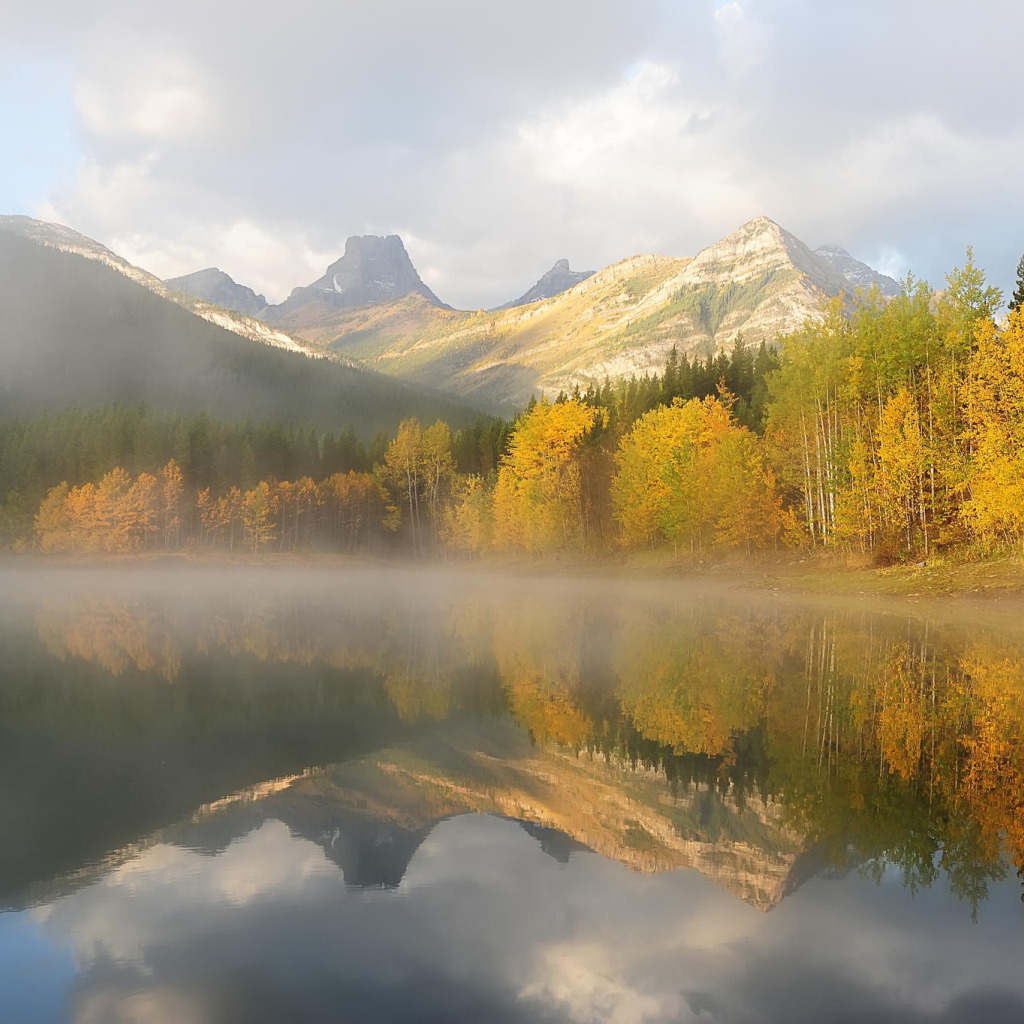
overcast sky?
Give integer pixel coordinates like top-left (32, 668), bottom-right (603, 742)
top-left (3, 0), bottom-right (1023, 309)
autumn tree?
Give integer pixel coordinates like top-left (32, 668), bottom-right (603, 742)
top-left (442, 475), bottom-right (492, 555)
top-left (962, 308), bottom-right (1024, 545)
top-left (35, 483), bottom-right (72, 552)
top-left (242, 482), bottom-right (278, 554)
top-left (160, 459), bottom-right (184, 549)
top-left (322, 471), bottom-right (390, 551)
top-left (612, 396), bottom-right (781, 553)
top-left (492, 399), bottom-right (600, 553)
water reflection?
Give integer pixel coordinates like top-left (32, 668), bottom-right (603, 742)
top-left (2, 566), bottom-right (1024, 1022)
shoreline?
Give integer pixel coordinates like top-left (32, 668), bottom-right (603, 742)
top-left (2, 548), bottom-right (1023, 602)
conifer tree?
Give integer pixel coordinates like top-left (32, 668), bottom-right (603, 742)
top-left (1011, 253), bottom-right (1024, 313)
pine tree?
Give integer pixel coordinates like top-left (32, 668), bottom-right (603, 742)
top-left (1011, 253), bottom-right (1024, 312)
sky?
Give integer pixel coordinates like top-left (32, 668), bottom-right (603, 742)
top-left (2, 0), bottom-right (1023, 310)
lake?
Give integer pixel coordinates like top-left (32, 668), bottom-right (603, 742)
top-left (2, 565), bottom-right (1023, 1023)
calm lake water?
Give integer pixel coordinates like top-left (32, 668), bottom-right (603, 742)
top-left (2, 566), bottom-right (1024, 1024)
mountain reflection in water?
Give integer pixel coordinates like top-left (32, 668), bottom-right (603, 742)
top-left (2, 566), bottom-right (1024, 1023)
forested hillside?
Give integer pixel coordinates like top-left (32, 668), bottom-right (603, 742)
top-left (10, 250), bottom-right (1024, 567)
top-left (0, 230), bottom-right (478, 437)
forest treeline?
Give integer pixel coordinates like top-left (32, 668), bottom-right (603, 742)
top-left (11, 252), bottom-right (1024, 561)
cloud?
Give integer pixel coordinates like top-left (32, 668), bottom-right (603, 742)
top-left (21, 813), bottom-right (1024, 1024)
top-left (4, 0), bottom-right (1024, 307)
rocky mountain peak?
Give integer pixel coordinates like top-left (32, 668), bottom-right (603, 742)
top-left (267, 234), bottom-right (447, 318)
top-left (814, 244), bottom-right (901, 297)
top-left (682, 216), bottom-right (852, 298)
top-left (495, 257), bottom-right (596, 310)
top-left (165, 267), bottom-right (268, 317)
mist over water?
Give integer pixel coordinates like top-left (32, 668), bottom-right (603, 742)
top-left (2, 565), bottom-right (1024, 1023)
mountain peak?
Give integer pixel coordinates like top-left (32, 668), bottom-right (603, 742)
top-left (165, 267), bottom-right (268, 317)
top-left (494, 257), bottom-right (596, 310)
top-left (686, 214), bottom-right (839, 290)
top-left (738, 214), bottom-right (785, 233)
top-left (268, 234), bottom-right (447, 318)
top-left (813, 244), bottom-right (901, 297)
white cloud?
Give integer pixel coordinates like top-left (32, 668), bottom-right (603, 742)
top-left (24, 811), bottom-right (1024, 1024)
top-left (713, 3), bottom-right (770, 76)
top-left (32, 821), bottom-right (339, 968)
top-left (74, 43), bottom-right (216, 143)
top-left (520, 942), bottom-right (677, 1024)
top-left (8, 0), bottom-right (1024, 306)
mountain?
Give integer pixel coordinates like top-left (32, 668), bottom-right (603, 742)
top-left (814, 244), bottom-right (901, 297)
top-left (0, 215), bottom-right (326, 360)
top-left (165, 267), bottom-right (268, 317)
top-left (493, 258), bottom-right (595, 310)
top-left (0, 227), bottom-right (479, 436)
top-left (272, 216), bottom-right (898, 412)
top-left (265, 234), bottom-right (447, 325)
top-left (7, 723), bottom-right (819, 914)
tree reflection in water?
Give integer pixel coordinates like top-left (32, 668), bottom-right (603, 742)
top-left (3, 568), bottom-right (1023, 914)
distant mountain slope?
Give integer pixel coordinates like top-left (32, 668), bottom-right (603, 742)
top-left (0, 215), bottom-right (325, 360)
top-left (493, 258), bottom-right (595, 310)
top-left (165, 267), bottom-right (268, 317)
top-left (274, 217), bottom-right (896, 412)
top-left (0, 229), bottom-right (479, 436)
top-left (814, 244), bottom-right (901, 296)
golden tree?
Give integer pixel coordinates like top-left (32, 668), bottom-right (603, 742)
top-left (492, 399), bottom-right (599, 553)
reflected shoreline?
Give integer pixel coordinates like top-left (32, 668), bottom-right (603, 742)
top-left (1, 566), bottom-right (1022, 916)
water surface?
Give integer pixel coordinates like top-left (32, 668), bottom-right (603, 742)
top-left (2, 566), bottom-right (1023, 1023)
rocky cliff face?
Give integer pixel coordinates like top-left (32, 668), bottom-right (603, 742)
top-left (165, 267), bottom-right (268, 317)
top-left (814, 244), bottom-right (901, 297)
top-left (494, 258), bottom-right (595, 310)
top-left (267, 234), bottom-right (447, 321)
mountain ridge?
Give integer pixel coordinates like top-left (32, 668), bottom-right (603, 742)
top-left (493, 257), bottom-right (596, 310)
top-left (165, 267), bottom-right (269, 317)
top-left (0, 215), bottom-right (331, 361)
top-left (274, 216), bottom-right (900, 411)
top-left (4, 212), bottom-right (901, 413)
top-left (0, 227), bottom-right (481, 436)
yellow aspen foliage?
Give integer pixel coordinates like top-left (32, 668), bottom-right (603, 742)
top-left (962, 310), bottom-right (1024, 545)
top-left (242, 482), bottom-right (278, 554)
top-left (492, 399), bottom-right (599, 553)
top-left (875, 387), bottom-right (929, 555)
top-left (612, 396), bottom-right (781, 552)
top-left (442, 474), bottom-right (492, 555)
top-left (160, 459), bottom-right (184, 549)
top-left (35, 482), bottom-right (73, 552)
top-left (611, 403), bottom-right (692, 546)
top-left (322, 471), bottom-right (388, 550)
top-left (64, 482), bottom-right (99, 550)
